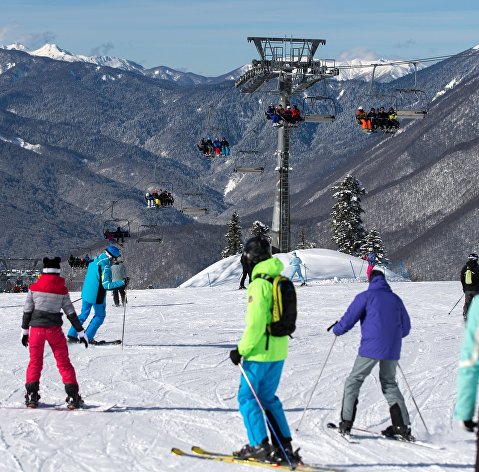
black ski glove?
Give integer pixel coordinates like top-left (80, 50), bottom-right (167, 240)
top-left (464, 420), bottom-right (478, 432)
top-left (21, 329), bottom-right (29, 347)
top-left (327, 321), bottom-right (338, 332)
top-left (123, 277), bottom-right (130, 288)
top-left (78, 331), bottom-right (89, 349)
top-left (229, 347), bottom-right (242, 365)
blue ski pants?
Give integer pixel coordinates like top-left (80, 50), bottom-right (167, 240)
top-left (238, 360), bottom-right (291, 446)
top-left (67, 300), bottom-right (107, 341)
top-left (289, 267), bottom-right (305, 283)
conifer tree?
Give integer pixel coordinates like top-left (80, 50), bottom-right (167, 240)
top-left (251, 220), bottom-right (270, 238)
top-left (330, 175), bottom-right (367, 256)
top-left (296, 227), bottom-right (317, 249)
top-left (221, 211), bottom-right (243, 258)
top-left (360, 229), bottom-right (389, 265)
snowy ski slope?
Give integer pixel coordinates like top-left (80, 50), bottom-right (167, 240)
top-left (0, 250), bottom-right (473, 471)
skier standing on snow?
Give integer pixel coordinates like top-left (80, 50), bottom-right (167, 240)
top-left (229, 236), bottom-right (301, 465)
top-left (288, 251), bottom-right (306, 286)
top-left (239, 253), bottom-right (252, 290)
top-left (461, 253), bottom-right (479, 321)
top-left (21, 257), bottom-right (88, 409)
top-left (67, 245), bottom-right (126, 344)
top-left (111, 260), bottom-right (128, 307)
top-left (331, 266), bottom-right (413, 439)
top-left (454, 294), bottom-right (479, 471)
top-left (364, 248), bottom-right (377, 281)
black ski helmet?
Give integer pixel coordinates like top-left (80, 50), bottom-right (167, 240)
top-left (243, 236), bottom-right (271, 264)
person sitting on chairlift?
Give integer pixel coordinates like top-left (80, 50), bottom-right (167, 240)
top-left (377, 107), bottom-right (389, 130)
top-left (197, 137), bottom-right (208, 156)
top-left (282, 105), bottom-right (295, 124)
top-left (266, 103), bottom-right (282, 126)
top-left (355, 107), bottom-right (372, 132)
top-left (387, 107), bottom-right (400, 130)
top-left (220, 137), bottom-right (230, 157)
top-left (213, 137), bottom-right (222, 156)
top-left (367, 107), bottom-right (378, 131)
top-left (206, 137), bottom-right (214, 156)
top-left (291, 105), bottom-right (302, 123)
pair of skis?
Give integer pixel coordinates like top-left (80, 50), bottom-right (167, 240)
top-left (171, 445), bottom-right (341, 471)
top-left (0, 402), bottom-right (119, 412)
top-left (326, 422), bottom-right (443, 450)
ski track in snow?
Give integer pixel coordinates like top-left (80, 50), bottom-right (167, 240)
top-left (0, 282), bottom-right (474, 471)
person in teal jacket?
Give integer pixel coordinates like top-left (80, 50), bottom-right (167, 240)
top-left (229, 236), bottom-right (300, 466)
top-left (455, 295), bottom-right (479, 470)
top-left (67, 246), bottom-right (126, 343)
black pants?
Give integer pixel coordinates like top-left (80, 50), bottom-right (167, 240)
top-left (240, 269), bottom-right (251, 288)
top-left (113, 287), bottom-right (126, 306)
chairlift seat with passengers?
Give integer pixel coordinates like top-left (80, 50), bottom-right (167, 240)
top-left (144, 182), bottom-right (175, 208)
top-left (137, 225), bottom-right (162, 243)
top-left (103, 219), bottom-right (131, 240)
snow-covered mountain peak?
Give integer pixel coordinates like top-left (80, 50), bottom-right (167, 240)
top-left (3, 42), bottom-right (29, 52)
top-left (31, 43), bottom-right (75, 60)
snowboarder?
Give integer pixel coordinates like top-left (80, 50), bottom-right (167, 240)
top-left (21, 257), bottom-right (88, 409)
top-left (67, 246), bottom-right (126, 343)
top-left (229, 236), bottom-right (301, 466)
top-left (111, 260), bottom-right (128, 307)
top-left (461, 253), bottom-right (479, 321)
top-left (454, 293), bottom-right (479, 471)
top-left (239, 253), bottom-right (252, 289)
top-left (331, 266), bottom-right (413, 440)
top-left (288, 251), bottom-right (306, 286)
top-left (364, 248), bottom-right (377, 281)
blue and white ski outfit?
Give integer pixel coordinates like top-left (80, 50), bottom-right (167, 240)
top-left (68, 252), bottom-right (124, 341)
top-left (288, 253), bottom-right (305, 284)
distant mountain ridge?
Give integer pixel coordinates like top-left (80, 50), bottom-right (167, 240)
top-left (1, 42), bottom-right (427, 84)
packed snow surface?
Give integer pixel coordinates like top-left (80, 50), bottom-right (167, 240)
top-left (0, 250), bottom-right (473, 471)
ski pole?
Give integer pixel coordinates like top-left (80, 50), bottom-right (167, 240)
top-left (121, 291), bottom-right (128, 349)
top-left (397, 363), bottom-right (429, 435)
top-left (349, 261), bottom-right (356, 279)
top-left (238, 364), bottom-right (295, 471)
top-left (296, 334), bottom-right (337, 432)
top-left (358, 260), bottom-right (365, 279)
top-left (448, 294), bottom-right (464, 315)
top-left (0, 296), bottom-right (82, 310)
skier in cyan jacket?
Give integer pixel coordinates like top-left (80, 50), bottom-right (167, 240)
top-left (332, 266), bottom-right (413, 439)
top-left (67, 246), bottom-right (126, 343)
top-left (288, 251), bottom-right (306, 286)
top-left (454, 294), bottom-right (479, 471)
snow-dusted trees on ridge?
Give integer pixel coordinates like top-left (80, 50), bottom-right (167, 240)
top-left (250, 220), bottom-right (270, 238)
top-left (221, 211), bottom-right (243, 258)
top-left (296, 227), bottom-right (317, 250)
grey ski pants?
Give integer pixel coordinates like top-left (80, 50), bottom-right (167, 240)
top-left (341, 355), bottom-right (410, 425)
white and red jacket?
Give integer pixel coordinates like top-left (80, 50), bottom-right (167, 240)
top-left (22, 274), bottom-right (83, 332)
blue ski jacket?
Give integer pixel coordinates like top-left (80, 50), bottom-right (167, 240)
top-left (333, 275), bottom-right (410, 360)
top-left (289, 255), bottom-right (302, 268)
top-left (81, 252), bottom-right (124, 305)
top-left (366, 251), bottom-right (377, 266)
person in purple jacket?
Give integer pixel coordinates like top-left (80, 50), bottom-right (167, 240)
top-left (332, 266), bottom-right (413, 439)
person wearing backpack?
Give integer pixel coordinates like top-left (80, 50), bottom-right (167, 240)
top-left (331, 266), bottom-right (413, 440)
top-left (229, 236), bottom-right (301, 466)
top-left (461, 253), bottom-right (479, 321)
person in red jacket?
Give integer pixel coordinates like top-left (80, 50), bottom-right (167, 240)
top-left (21, 257), bottom-right (88, 409)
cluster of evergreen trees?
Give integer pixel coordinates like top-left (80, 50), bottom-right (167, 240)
top-left (221, 175), bottom-right (386, 264)
top-left (330, 175), bottom-right (387, 264)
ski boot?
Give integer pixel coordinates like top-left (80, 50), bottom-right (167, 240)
top-left (233, 438), bottom-right (271, 462)
top-left (25, 382), bottom-right (41, 408)
top-left (382, 403), bottom-right (415, 441)
top-left (339, 420), bottom-right (353, 435)
top-left (65, 384), bottom-right (84, 410)
top-left (268, 441), bottom-right (302, 466)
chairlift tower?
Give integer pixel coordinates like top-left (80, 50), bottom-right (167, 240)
top-left (235, 37), bottom-right (338, 252)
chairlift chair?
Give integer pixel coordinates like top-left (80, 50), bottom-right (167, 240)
top-left (137, 224), bottom-right (162, 243)
top-left (144, 182), bottom-right (175, 208)
top-left (301, 95), bottom-right (336, 123)
top-left (233, 150), bottom-right (265, 173)
top-left (179, 191), bottom-right (208, 215)
top-left (103, 219), bottom-right (131, 241)
top-left (394, 62), bottom-right (428, 119)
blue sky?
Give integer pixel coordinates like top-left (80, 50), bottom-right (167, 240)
top-left (1, 1), bottom-right (478, 76)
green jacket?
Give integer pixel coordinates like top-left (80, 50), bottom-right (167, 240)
top-left (238, 257), bottom-right (289, 362)
top-left (455, 296), bottom-right (479, 420)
